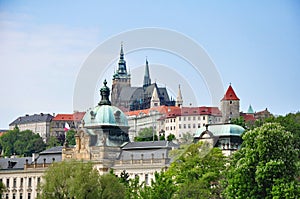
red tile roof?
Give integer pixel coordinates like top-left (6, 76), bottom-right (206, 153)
top-left (241, 113), bottom-right (256, 122)
top-left (126, 106), bottom-right (181, 116)
top-left (126, 106), bottom-right (222, 118)
top-left (52, 112), bottom-right (85, 122)
top-left (222, 85), bottom-right (240, 101)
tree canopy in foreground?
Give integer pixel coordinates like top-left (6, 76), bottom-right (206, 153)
top-left (224, 123), bottom-right (300, 199)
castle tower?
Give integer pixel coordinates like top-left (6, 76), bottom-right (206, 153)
top-left (175, 84), bottom-right (183, 107)
top-left (111, 44), bottom-right (131, 106)
top-left (150, 85), bottom-right (160, 108)
top-left (221, 84), bottom-right (240, 123)
top-left (143, 58), bottom-right (151, 87)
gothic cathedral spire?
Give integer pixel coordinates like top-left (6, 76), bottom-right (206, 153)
top-left (143, 58), bottom-right (151, 87)
top-left (117, 43), bottom-right (127, 74)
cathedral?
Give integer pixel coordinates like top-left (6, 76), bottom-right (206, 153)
top-left (111, 45), bottom-right (175, 111)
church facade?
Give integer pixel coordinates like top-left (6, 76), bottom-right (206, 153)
top-left (111, 45), bottom-right (175, 111)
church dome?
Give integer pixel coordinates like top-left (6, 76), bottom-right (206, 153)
top-left (83, 105), bottom-right (128, 127)
top-left (82, 80), bottom-right (129, 127)
top-left (194, 124), bottom-right (245, 138)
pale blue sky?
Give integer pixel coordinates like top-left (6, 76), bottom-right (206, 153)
top-left (0, 0), bottom-right (299, 128)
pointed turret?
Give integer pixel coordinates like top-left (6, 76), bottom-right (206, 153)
top-left (176, 84), bottom-right (183, 107)
top-left (117, 43), bottom-right (127, 74)
top-left (150, 85), bottom-right (160, 108)
top-left (143, 58), bottom-right (151, 87)
top-left (247, 105), bottom-right (254, 114)
top-left (221, 84), bottom-right (240, 101)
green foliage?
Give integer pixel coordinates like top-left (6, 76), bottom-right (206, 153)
top-left (66, 130), bottom-right (76, 145)
top-left (0, 128), bottom-right (45, 157)
top-left (38, 160), bottom-right (102, 199)
top-left (0, 181), bottom-right (6, 198)
top-left (119, 170), bottom-right (130, 185)
top-left (134, 128), bottom-right (158, 142)
top-left (167, 133), bottom-right (176, 141)
top-left (46, 136), bottom-right (61, 149)
top-left (125, 175), bottom-right (142, 199)
top-left (166, 142), bottom-right (226, 199)
top-left (100, 173), bottom-right (125, 199)
top-left (231, 116), bottom-right (246, 129)
top-left (224, 123), bottom-right (300, 199)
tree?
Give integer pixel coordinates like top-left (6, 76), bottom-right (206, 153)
top-left (46, 136), bottom-right (61, 149)
top-left (66, 130), bottom-right (76, 145)
top-left (139, 171), bottom-right (177, 199)
top-left (38, 160), bottom-right (102, 199)
top-left (100, 173), bottom-right (125, 199)
top-left (0, 128), bottom-right (45, 157)
top-left (167, 133), bottom-right (176, 141)
top-left (224, 123), bottom-right (300, 199)
top-left (231, 116), bottom-right (246, 129)
top-left (134, 128), bottom-right (158, 142)
top-left (166, 141), bottom-right (226, 199)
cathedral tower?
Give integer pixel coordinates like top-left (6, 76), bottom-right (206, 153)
top-left (175, 84), bottom-right (183, 107)
top-left (221, 84), bottom-right (240, 123)
top-left (111, 44), bottom-right (131, 106)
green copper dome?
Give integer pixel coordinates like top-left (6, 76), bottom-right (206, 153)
top-left (194, 124), bottom-right (245, 137)
top-left (82, 79), bottom-right (128, 127)
top-left (83, 105), bottom-right (128, 127)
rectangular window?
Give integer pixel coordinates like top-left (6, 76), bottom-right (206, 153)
top-left (179, 124), bottom-right (181, 129)
top-left (183, 124), bottom-right (186, 129)
top-left (6, 178), bottom-right (9, 187)
top-left (145, 174), bottom-right (149, 185)
top-left (188, 124), bottom-right (191, 128)
top-left (13, 178), bottom-right (16, 188)
top-left (179, 117), bottom-right (181, 121)
top-left (20, 178), bottom-right (23, 187)
top-left (193, 116), bottom-right (195, 120)
top-left (183, 117), bottom-right (186, 121)
top-left (27, 193), bottom-right (31, 199)
top-left (188, 117), bottom-right (190, 121)
top-left (198, 124), bottom-right (201, 128)
top-left (203, 116), bottom-right (206, 120)
top-left (198, 116), bottom-right (200, 120)
top-left (193, 124), bottom-right (196, 128)
top-left (37, 177), bottom-right (41, 185)
top-left (28, 177), bottom-right (32, 187)
top-left (20, 193), bottom-right (23, 199)
top-left (12, 193), bottom-right (16, 199)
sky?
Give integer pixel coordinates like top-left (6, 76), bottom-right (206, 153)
top-left (0, 0), bottom-right (299, 129)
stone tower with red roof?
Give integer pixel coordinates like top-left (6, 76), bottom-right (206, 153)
top-left (221, 84), bottom-right (240, 123)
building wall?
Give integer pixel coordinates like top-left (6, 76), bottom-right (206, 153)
top-left (0, 170), bottom-right (43, 199)
top-left (164, 115), bottom-right (222, 138)
top-left (9, 122), bottom-right (50, 143)
top-left (127, 111), bottom-right (163, 141)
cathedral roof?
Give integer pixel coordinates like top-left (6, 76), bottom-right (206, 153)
top-left (221, 85), bottom-right (240, 101)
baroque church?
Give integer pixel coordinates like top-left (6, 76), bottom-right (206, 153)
top-left (111, 45), bottom-right (175, 111)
